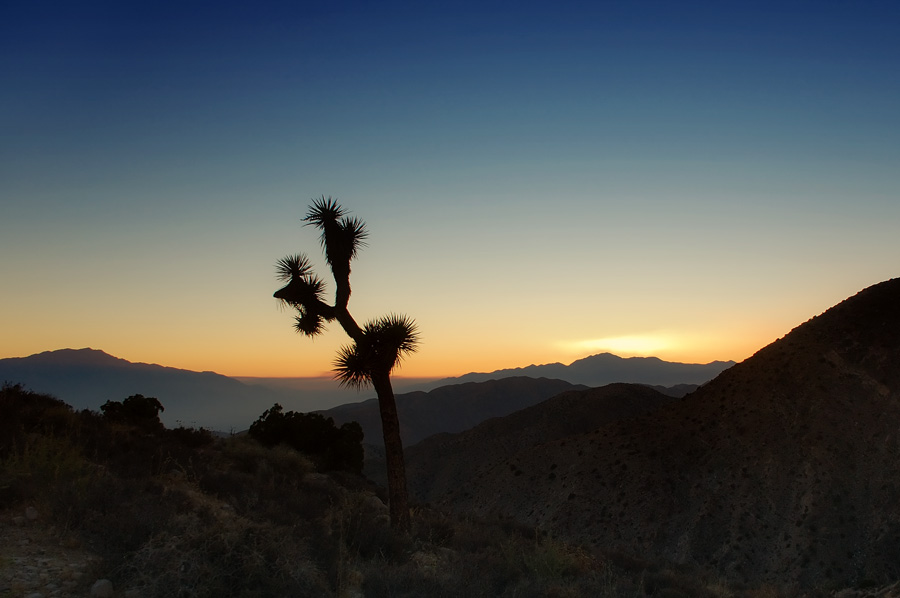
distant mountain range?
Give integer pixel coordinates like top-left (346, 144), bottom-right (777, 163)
top-left (407, 277), bottom-right (900, 588)
top-left (424, 353), bottom-right (734, 389)
top-left (0, 349), bottom-right (289, 431)
top-left (0, 348), bottom-right (728, 438)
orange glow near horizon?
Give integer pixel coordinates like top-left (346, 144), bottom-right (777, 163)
top-left (150, 325), bottom-right (772, 379)
top-left (0, 303), bottom-right (804, 381)
top-left (0, 282), bottom-right (836, 382)
top-left (0, 232), bottom-right (881, 383)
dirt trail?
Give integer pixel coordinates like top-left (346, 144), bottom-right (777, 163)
top-left (0, 507), bottom-right (99, 598)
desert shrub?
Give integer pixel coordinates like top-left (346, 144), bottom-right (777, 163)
top-left (80, 423), bottom-right (178, 478)
top-left (0, 383), bottom-right (79, 452)
top-left (76, 477), bottom-right (240, 587)
top-left (115, 513), bottom-right (330, 598)
top-left (342, 499), bottom-right (412, 562)
top-left (0, 432), bottom-right (97, 510)
top-left (216, 435), bottom-right (315, 484)
top-left (196, 467), bottom-right (256, 510)
top-left (412, 506), bottom-right (457, 545)
top-left (166, 425), bottom-right (216, 448)
top-left (361, 561), bottom-right (451, 598)
top-left (100, 394), bottom-right (165, 432)
top-left (197, 436), bottom-right (321, 523)
top-left (0, 384), bottom-right (98, 508)
top-left (522, 537), bottom-right (592, 580)
top-left (248, 403), bottom-right (364, 473)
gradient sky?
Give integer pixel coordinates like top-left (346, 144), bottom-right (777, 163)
top-left (2, 1), bottom-right (898, 379)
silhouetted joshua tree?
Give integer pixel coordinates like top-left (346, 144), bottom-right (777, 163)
top-left (273, 197), bottom-right (419, 531)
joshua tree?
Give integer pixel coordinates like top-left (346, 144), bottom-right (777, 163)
top-left (273, 196), bottom-right (419, 531)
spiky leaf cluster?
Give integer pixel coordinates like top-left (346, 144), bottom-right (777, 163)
top-left (334, 314), bottom-right (420, 388)
top-left (273, 254), bottom-right (331, 337)
top-left (304, 196), bottom-right (368, 276)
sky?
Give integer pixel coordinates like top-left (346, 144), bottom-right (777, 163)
top-left (2, 0), bottom-right (898, 380)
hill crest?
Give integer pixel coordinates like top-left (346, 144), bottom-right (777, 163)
top-left (427, 352), bottom-right (735, 388)
top-left (424, 277), bottom-right (900, 588)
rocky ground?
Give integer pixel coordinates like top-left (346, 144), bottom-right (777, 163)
top-left (0, 506), bottom-right (101, 598)
top-left (834, 583), bottom-right (900, 598)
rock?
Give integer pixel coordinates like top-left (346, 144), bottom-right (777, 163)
top-left (359, 493), bottom-right (390, 527)
top-left (361, 493), bottom-right (388, 514)
top-left (91, 578), bottom-right (114, 597)
top-left (25, 507), bottom-right (39, 521)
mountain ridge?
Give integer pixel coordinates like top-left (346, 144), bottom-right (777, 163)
top-left (427, 352), bottom-right (735, 388)
top-left (1, 348), bottom-right (729, 437)
top-left (0, 348), bottom-right (289, 431)
top-left (322, 377), bottom-right (586, 447)
top-left (423, 277), bottom-right (900, 587)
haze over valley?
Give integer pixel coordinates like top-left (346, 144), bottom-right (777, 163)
top-left (0, 348), bottom-right (730, 433)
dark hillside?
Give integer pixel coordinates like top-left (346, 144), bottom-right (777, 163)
top-left (440, 278), bottom-right (900, 589)
top-left (322, 377), bottom-right (583, 446)
top-left (406, 383), bottom-right (674, 505)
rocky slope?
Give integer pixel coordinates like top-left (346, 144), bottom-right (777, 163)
top-left (0, 507), bottom-right (100, 597)
top-left (406, 383), bottom-right (675, 505)
top-left (433, 278), bottom-right (900, 588)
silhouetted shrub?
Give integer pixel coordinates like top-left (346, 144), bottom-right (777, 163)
top-left (166, 425), bottom-right (215, 448)
top-left (248, 403), bottom-right (364, 473)
top-left (0, 383), bottom-right (77, 450)
top-left (101, 394), bottom-right (165, 432)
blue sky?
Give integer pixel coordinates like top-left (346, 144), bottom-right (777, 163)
top-left (2, 1), bottom-right (898, 378)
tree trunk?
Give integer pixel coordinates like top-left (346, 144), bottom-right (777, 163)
top-left (371, 370), bottom-right (411, 532)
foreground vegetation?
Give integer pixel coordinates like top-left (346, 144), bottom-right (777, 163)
top-left (1, 383), bottom-right (825, 597)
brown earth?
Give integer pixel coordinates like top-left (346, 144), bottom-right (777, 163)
top-left (0, 506), bottom-right (100, 597)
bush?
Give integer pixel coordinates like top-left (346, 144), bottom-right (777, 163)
top-left (166, 425), bottom-right (216, 448)
top-left (100, 394), bottom-right (165, 432)
top-left (0, 383), bottom-right (77, 452)
top-left (0, 431), bottom-right (97, 509)
top-left (115, 513), bottom-right (331, 598)
top-left (248, 403), bottom-right (364, 473)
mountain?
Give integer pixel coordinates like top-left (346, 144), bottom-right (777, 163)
top-left (0, 348), bottom-right (291, 431)
top-left (421, 278), bottom-right (900, 588)
top-left (425, 353), bottom-right (735, 389)
top-left (321, 377), bottom-right (584, 447)
top-left (404, 383), bottom-right (675, 505)
top-left (0, 348), bottom-right (722, 438)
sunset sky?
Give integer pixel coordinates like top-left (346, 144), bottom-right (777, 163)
top-left (2, 1), bottom-right (898, 380)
